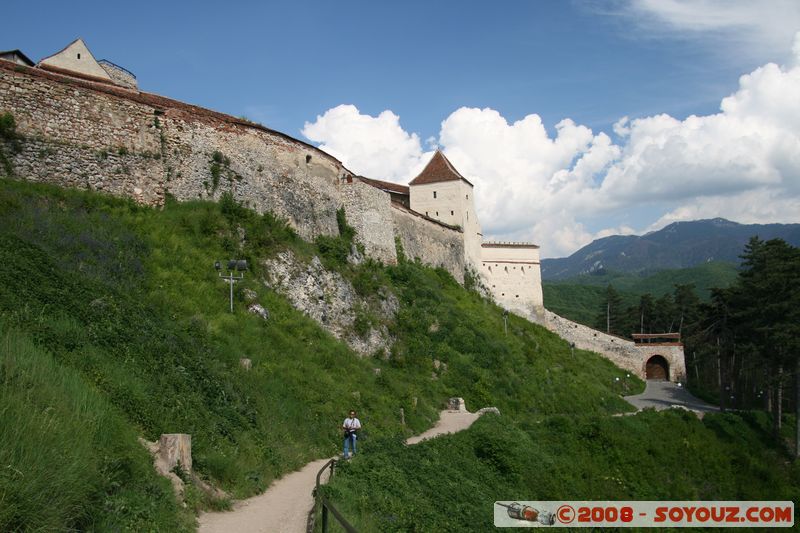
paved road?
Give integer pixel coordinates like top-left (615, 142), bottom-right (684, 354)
top-left (198, 407), bottom-right (487, 533)
top-left (624, 380), bottom-right (719, 415)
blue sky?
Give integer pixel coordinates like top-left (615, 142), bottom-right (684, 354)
top-left (3, 0), bottom-right (800, 256)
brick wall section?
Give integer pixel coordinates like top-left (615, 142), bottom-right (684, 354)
top-left (391, 205), bottom-right (465, 282)
top-left (545, 310), bottom-right (686, 382)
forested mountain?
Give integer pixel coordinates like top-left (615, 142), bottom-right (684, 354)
top-left (542, 218), bottom-right (800, 280)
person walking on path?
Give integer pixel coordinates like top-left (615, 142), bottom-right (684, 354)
top-left (342, 410), bottom-right (361, 459)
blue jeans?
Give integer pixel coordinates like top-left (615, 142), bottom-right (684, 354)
top-left (343, 433), bottom-right (357, 457)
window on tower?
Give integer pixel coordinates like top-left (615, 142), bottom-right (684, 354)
top-left (433, 191), bottom-right (437, 199)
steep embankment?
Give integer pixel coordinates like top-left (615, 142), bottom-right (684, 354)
top-left (199, 407), bottom-right (485, 533)
top-left (0, 179), bottom-right (639, 530)
top-left (323, 411), bottom-right (800, 531)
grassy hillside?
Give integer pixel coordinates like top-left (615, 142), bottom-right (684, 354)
top-left (0, 178), bottom-right (641, 529)
top-left (324, 410), bottom-right (800, 532)
top-left (0, 328), bottom-right (192, 531)
top-left (543, 262), bottom-right (739, 326)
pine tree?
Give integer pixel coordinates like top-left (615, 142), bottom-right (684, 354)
top-left (596, 284), bottom-right (625, 335)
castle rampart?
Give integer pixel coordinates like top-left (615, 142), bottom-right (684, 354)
top-left (391, 204), bottom-right (466, 282)
top-left (0, 59), bottom-right (473, 277)
top-left (545, 310), bottom-right (686, 382)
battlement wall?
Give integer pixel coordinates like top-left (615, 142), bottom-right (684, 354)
top-left (545, 310), bottom-right (686, 382)
top-left (391, 204), bottom-right (465, 282)
top-left (0, 60), bottom-right (471, 270)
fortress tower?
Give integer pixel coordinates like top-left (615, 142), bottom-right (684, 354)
top-left (408, 151), bottom-right (544, 323)
top-left (409, 151), bottom-right (483, 267)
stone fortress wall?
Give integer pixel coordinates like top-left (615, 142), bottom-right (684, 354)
top-left (545, 310), bottom-right (686, 382)
top-left (0, 60), bottom-right (466, 280)
top-left (0, 57), bottom-right (685, 379)
top-left (391, 204), bottom-right (466, 282)
top-left (481, 243), bottom-right (545, 323)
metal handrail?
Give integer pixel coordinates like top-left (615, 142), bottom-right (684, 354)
top-left (310, 458), bottom-right (358, 533)
top-left (97, 59), bottom-right (137, 80)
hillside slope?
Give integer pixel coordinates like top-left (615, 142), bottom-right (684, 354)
top-left (324, 411), bottom-right (800, 531)
top-left (0, 178), bottom-right (638, 529)
top-left (542, 218), bottom-right (800, 280)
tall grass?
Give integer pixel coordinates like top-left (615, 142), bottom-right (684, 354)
top-left (0, 178), bottom-right (647, 527)
top-left (325, 411), bottom-right (800, 532)
top-left (0, 328), bottom-right (191, 531)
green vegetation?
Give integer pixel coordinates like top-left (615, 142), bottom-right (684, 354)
top-left (548, 261), bottom-right (739, 296)
top-left (685, 238), bottom-right (800, 432)
top-left (543, 283), bottom-right (637, 325)
top-left (2, 175), bottom-right (795, 532)
top-left (0, 328), bottom-right (192, 531)
top-left (543, 262), bottom-right (739, 326)
top-left (0, 112), bottom-right (21, 176)
top-left (325, 410), bottom-right (800, 532)
top-left (209, 151), bottom-right (230, 192)
top-left (0, 178), bottom-right (639, 529)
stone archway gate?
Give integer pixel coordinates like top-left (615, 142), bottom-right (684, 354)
top-left (545, 311), bottom-right (687, 383)
top-left (632, 333), bottom-right (686, 382)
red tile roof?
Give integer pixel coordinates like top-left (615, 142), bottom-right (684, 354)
top-left (409, 150), bottom-right (473, 187)
top-left (356, 176), bottom-right (409, 195)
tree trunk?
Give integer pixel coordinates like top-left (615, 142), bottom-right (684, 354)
top-left (767, 383), bottom-right (773, 413)
top-left (717, 337), bottom-right (726, 412)
top-left (606, 301), bottom-right (610, 334)
top-left (774, 365), bottom-right (783, 438)
top-left (795, 358), bottom-right (800, 459)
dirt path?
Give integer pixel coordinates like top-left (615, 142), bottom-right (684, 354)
top-left (198, 407), bottom-right (486, 533)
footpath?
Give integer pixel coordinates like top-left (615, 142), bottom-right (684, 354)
top-left (198, 403), bottom-right (488, 533)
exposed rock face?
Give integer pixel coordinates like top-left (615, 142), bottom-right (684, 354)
top-left (262, 250), bottom-right (397, 356)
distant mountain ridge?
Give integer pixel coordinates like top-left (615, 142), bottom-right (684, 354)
top-left (541, 218), bottom-right (800, 280)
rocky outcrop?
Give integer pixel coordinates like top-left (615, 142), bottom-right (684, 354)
top-left (261, 250), bottom-right (397, 356)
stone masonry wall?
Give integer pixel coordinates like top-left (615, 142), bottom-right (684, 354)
top-left (0, 62), bottom-right (356, 241)
top-left (0, 61), bottom-right (463, 278)
top-left (340, 179), bottom-right (398, 264)
top-left (158, 113), bottom-right (344, 242)
top-left (545, 310), bottom-right (686, 382)
top-left (391, 205), bottom-right (465, 282)
top-left (1, 64), bottom-right (165, 204)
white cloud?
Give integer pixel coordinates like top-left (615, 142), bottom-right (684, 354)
top-left (301, 104), bottom-right (430, 182)
top-left (302, 36), bottom-right (800, 258)
top-left (614, 0), bottom-right (800, 61)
